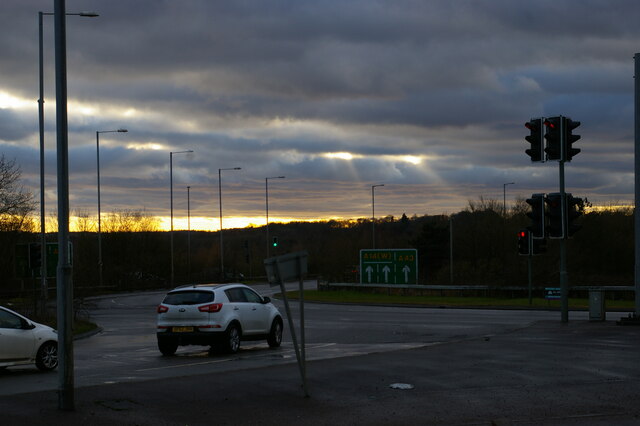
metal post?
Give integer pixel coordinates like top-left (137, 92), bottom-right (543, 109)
top-left (95, 129), bottom-right (126, 289)
top-left (187, 186), bottom-right (191, 281)
top-left (449, 215), bottom-right (453, 284)
top-left (168, 150), bottom-right (192, 286)
top-left (503, 182), bottom-right (514, 216)
top-left (266, 178), bottom-right (269, 258)
top-left (170, 152), bottom-right (174, 286)
top-left (54, 0), bottom-right (74, 410)
top-left (274, 260), bottom-right (309, 397)
top-left (635, 53), bottom-right (640, 317)
top-left (372, 186), bottom-right (375, 248)
top-left (503, 184), bottom-right (506, 216)
top-left (298, 257), bottom-right (307, 397)
top-left (96, 131), bottom-right (102, 288)
top-left (38, 11), bottom-right (48, 314)
top-left (38, 10), bottom-right (97, 312)
top-left (559, 153), bottom-right (569, 323)
top-left (266, 176), bottom-right (285, 258)
top-left (372, 184), bottom-right (384, 248)
top-left (528, 251), bottom-right (533, 305)
top-left (219, 167), bottom-right (241, 280)
top-left (218, 168), bottom-right (223, 279)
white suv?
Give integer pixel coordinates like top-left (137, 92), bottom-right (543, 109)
top-left (156, 283), bottom-right (283, 355)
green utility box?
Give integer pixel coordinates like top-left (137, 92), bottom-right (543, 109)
top-left (589, 290), bottom-right (605, 322)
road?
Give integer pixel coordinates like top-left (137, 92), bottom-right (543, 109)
top-left (0, 282), bottom-right (588, 396)
top-left (2, 283), bottom-right (640, 425)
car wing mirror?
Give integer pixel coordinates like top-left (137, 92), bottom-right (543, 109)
top-left (262, 296), bottom-right (271, 304)
top-left (22, 319), bottom-right (36, 330)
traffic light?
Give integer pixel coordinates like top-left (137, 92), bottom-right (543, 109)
top-left (525, 118), bottom-right (544, 162)
top-left (545, 192), bottom-right (564, 238)
top-left (532, 238), bottom-right (547, 255)
top-left (272, 237), bottom-right (278, 247)
top-left (29, 243), bottom-right (42, 269)
top-left (544, 116), bottom-right (562, 161)
top-left (518, 229), bottom-right (531, 256)
top-left (525, 193), bottom-right (545, 238)
top-left (564, 118), bottom-right (581, 161)
top-left (566, 193), bottom-right (583, 237)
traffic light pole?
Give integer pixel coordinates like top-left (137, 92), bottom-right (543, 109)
top-left (527, 253), bottom-right (533, 305)
top-left (635, 53), bottom-right (640, 318)
top-left (559, 160), bottom-right (569, 323)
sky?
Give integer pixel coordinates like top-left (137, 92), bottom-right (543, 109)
top-left (0, 0), bottom-right (638, 231)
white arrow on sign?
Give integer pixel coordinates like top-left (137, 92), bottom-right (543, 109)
top-left (365, 265), bottom-right (373, 282)
top-left (402, 265), bottom-right (411, 283)
top-left (382, 265), bottom-right (391, 283)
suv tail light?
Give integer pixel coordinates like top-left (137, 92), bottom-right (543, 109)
top-left (157, 305), bottom-right (169, 313)
top-left (198, 303), bottom-right (223, 313)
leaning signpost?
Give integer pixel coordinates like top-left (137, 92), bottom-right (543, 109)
top-left (264, 251), bottom-right (309, 397)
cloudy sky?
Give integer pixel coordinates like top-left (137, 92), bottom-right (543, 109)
top-left (0, 0), bottom-right (638, 230)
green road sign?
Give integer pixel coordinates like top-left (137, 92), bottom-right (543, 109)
top-left (360, 249), bottom-right (418, 285)
top-left (16, 242), bottom-right (73, 278)
top-left (43, 242), bottom-right (73, 278)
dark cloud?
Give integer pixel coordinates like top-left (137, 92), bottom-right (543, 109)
top-left (0, 0), bottom-right (638, 223)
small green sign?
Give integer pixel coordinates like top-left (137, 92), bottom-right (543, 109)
top-left (360, 249), bottom-right (418, 285)
top-left (43, 242), bottom-right (73, 278)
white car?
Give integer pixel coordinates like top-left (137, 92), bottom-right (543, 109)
top-left (0, 306), bottom-right (58, 371)
top-left (156, 283), bottom-right (283, 355)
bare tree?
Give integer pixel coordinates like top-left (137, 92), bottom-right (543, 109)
top-left (511, 196), bottom-right (529, 217)
top-left (47, 210), bottom-right (58, 233)
top-left (466, 196), bottom-right (501, 214)
top-left (0, 155), bottom-right (35, 231)
top-left (103, 209), bottom-right (160, 232)
top-left (74, 209), bottom-right (96, 233)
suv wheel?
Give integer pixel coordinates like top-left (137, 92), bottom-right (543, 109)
top-left (224, 323), bottom-right (241, 354)
top-left (158, 338), bottom-right (178, 356)
top-left (267, 318), bottom-right (283, 348)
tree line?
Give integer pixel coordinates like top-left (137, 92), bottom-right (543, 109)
top-left (0, 200), bottom-right (633, 297)
top-left (0, 155), bottom-right (633, 298)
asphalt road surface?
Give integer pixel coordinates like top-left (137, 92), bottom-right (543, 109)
top-left (1, 282), bottom-right (576, 396)
top-left (2, 283), bottom-right (640, 425)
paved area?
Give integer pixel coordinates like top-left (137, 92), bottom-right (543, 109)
top-left (2, 318), bottom-right (640, 425)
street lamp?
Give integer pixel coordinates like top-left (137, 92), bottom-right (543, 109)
top-left (266, 176), bottom-right (285, 258)
top-left (187, 185), bottom-right (191, 281)
top-left (170, 150), bottom-right (193, 286)
top-left (372, 184), bottom-right (384, 248)
top-left (37, 10), bottom-right (98, 312)
top-left (503, 182), bottom-right (515, 216)
top-left (96, 129), bottom-right (127, 288)
top-left (219, 167), bottom-right (241, 280)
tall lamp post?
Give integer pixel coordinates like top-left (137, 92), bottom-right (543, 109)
top-left (170, 150), bottom-right (193, 286)
top-left (503, 182), bottom-right (515, 216)
top-left (187, 185), bottom-right (191, 281)
top-left (96, 129), bottom-right (127, 289)
top-left (219, 167), bottom-right (241, 280)
top-left (371, 184), bottom-right (384, 248)
top-left (266, 176), bottom-right (285, 258)
top-left (38, 9), bottom-right (98, 312)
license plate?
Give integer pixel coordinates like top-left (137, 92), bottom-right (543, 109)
top-left (172, 326), bottom-right (194, 333)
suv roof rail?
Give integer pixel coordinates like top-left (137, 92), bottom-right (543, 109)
top-left (171, 283), bottom-right (233, 290)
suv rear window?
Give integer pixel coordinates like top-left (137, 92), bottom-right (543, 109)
top-left (163, 290), bottom-right (215, 305)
